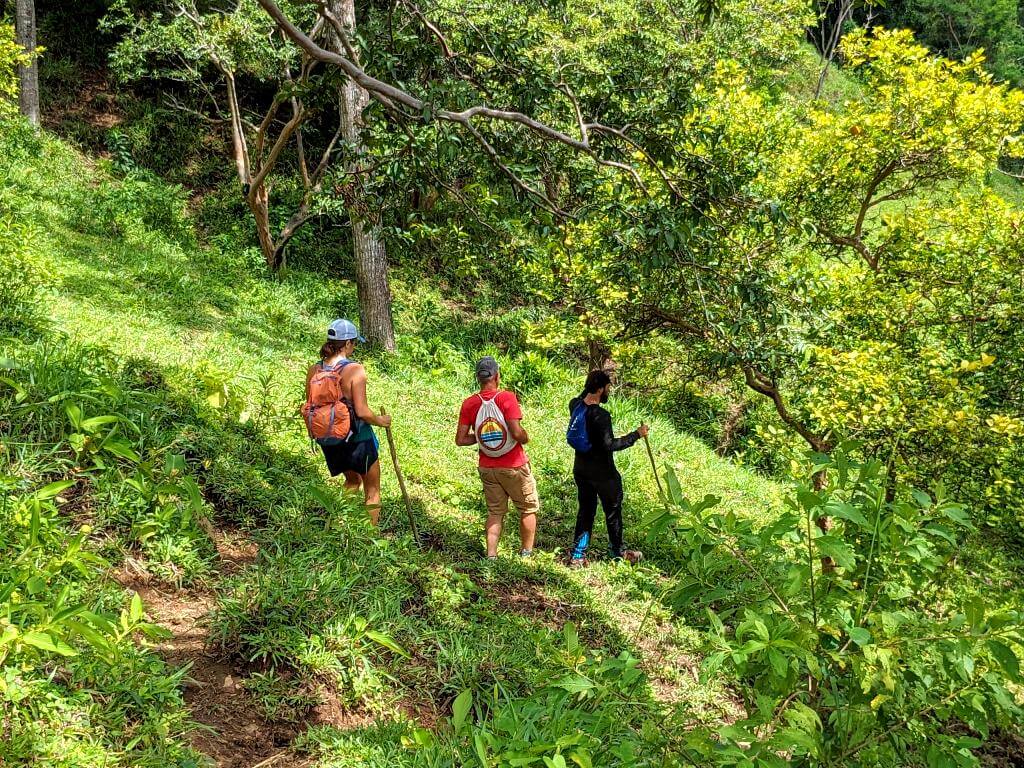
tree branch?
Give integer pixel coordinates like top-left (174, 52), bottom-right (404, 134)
top-left (255, 0), bottom-right (650, 204)
top-left (397, 0), bottom-right (455, 59)
top-left (250, 104), bottom-right (305, 195)
top-left (649, 306), bottom-right (831, 453)
top-left (741, 365), bottom-right (831, 453)
top-left (222, 70), bottom-right (252, 184)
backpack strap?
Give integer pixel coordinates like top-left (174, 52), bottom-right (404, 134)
top-left (321, 359), bottom-right (354, 372)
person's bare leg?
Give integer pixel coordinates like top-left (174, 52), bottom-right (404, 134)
top-left (342, 470), bottom-right (363, 495)
top-left (485, 511), bottom-right (505, 557)
top-left (519, 512), bottom-right (536, 552)
top-left (363, 460), bottom-right (382, 526)
top-left (510, 466), bottom-right (539, 553)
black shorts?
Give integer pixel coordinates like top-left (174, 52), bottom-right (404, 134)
top-left (320, 435), bottom-right (380, 477)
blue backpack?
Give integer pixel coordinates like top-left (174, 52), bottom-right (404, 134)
top-left (566, 401), bottom-right (592, 452)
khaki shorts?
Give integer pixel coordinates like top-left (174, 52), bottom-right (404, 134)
top-left (478, 464), bottom-right (540, 519)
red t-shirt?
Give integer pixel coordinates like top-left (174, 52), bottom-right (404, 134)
top-left (459, 389), bottom-right (528, 469)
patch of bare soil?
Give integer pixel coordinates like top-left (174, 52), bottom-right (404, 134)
top-left (490, 580), bottom-right (581, 631)
top-left (113, 527), bottom-right (313, 768)
top-left (43, 70), bottom-right (123, 134)
top-left (397, 695), bottom-right (443, 731)
top-left (978, 729), bottom-right (1024, 767)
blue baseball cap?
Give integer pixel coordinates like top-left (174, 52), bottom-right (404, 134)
top-left (326, 318), bottom-right (366, 343)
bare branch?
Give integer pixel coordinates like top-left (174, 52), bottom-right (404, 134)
top-left (249, 104), bottom-right (305, 194)
top-left (280, 41), bottom-right (310, 188)
top-left (397, 0), bottom-right (455, 59)
top-left (254, 97), bottom-right (285, 162)
top-left (255, 0), bottom-right (651, 198)
top-left (223, 71), bottom-right (252, 183)
top-left (163, 92), bottom-right (230, 125)
top-left (463, 121), bottom-right (567, 216)
top-left (312, 120), bottom-right (346, 184)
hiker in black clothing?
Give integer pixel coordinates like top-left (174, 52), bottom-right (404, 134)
top-left (568, 370), bottom-right (648, 568)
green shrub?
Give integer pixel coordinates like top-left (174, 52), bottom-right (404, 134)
top-left (83, 172), bottom-right (193, 246)
top-left (0, 218), bottom-right (42, 334)
top-left (0, 334), bottom-right (232, 764)
top-left (210, 499), bottom-right (415, 708)
top-left (0, 131), bottom-right (45, 334)
top-left (646, 446), bottom-right (1024, 766)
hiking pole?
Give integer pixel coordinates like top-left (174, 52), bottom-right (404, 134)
top-left (380, 408), bottom-right (420, 544)
top-left (643, 431), bottom-right (666, 501)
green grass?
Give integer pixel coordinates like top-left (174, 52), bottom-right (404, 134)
top-left (6, 118), bottom-right (1022, 766)
top-left (0, 119), bottom-right (787, 764)
top-left (779, 42), bottom-right (866, 107)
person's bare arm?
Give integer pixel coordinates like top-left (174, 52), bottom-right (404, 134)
top-left (348, 365), bottom-right (391, 428)
top-left (455, 422), bottom-right (477, 446)
top-left (507, 418), bottom-right (529, 445)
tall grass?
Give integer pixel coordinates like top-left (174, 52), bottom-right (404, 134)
top-left (0, 117), bottom-right (788, 763)
top-left (5, 106), bottom-right (1024, 766)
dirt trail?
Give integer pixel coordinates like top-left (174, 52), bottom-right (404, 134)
top-left (115, 528), bottom-right (313, 768)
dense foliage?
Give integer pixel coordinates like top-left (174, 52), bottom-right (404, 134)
top-left (652, 451), bottom-right (1024, 765)
top-left (874, 0), bottom-right (1024, 83)
top-left (527, 29), bottom-right (1024, 532)
top-left (3, 0), bottom-right (1024, 765)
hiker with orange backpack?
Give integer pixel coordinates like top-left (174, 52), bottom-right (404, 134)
top-left (303, 319), bottom-right (391, 525)
top-left (455, 356), bottom-right (539, 559)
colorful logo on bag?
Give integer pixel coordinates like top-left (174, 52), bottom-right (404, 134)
top-left (478, 417), bottom-right (507, 450)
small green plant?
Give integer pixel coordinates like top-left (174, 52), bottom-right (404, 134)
top-left (0, 161), bottom-right (44, 334)
top-left (64, 401), bottom-right (143, 469)
top-left (405, 624), bottom-right (655, 767)
top-left (244, 670), bottom-right (323, 723)
top-left (646, 446), bottom-right (1024, 766)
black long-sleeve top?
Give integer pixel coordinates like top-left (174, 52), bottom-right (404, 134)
top-left (569, 395), bottom-right (640, 478)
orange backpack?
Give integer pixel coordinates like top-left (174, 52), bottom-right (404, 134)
top-left (302, 361), bottom-right (356, 445)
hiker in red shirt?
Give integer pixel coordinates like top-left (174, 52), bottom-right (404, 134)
top-left (455, 356), bottom-right (539, 559)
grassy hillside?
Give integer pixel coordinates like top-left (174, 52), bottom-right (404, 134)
top-left (6, 114), bottom-right (1024, 765)
top-left (1, 121), bottom-right (787, 766)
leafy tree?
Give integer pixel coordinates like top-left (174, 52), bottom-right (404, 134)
top-left (106, 0), bottom-right (410, 345)
top-left (0, 22), bottom-right (30, 118)
top-left (106, 1), bottom-right (326, 271)
top-left (875, 0), bottom-right (1024, 83)
top-left (531, 30), bottom-right (1024, 522)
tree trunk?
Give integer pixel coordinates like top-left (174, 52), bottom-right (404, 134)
top-left (247, 184), bottom-right (279, 270)
top-left (328, 0), bottom-right (396, 351)
top-left (352, 221), bottom-right (394, 348)
top-left (15, 0), bottom-right (39, 126)
top-left (587, 339), bottom-right (612, 372)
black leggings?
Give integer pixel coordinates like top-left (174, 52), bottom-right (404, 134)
top-left (571, 471), bottom-right (624, 558)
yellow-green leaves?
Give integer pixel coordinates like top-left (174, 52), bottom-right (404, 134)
top-left (774, 29), bottom-right (1024, 267)
top-left (0, 25), bottom-right (33, 118)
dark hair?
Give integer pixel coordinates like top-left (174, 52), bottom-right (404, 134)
top-left (319, 339), bottom-right (351, 360)
top-left (584, 369), bottom-right (612, 394)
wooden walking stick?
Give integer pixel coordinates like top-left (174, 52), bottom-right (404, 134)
top-left (643, 430), bottom-right (666, 501)
top-left (380, 408), bottom-right (420, 544)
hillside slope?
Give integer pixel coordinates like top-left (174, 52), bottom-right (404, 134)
top-left (1, 123), bottom-right (785, 765)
